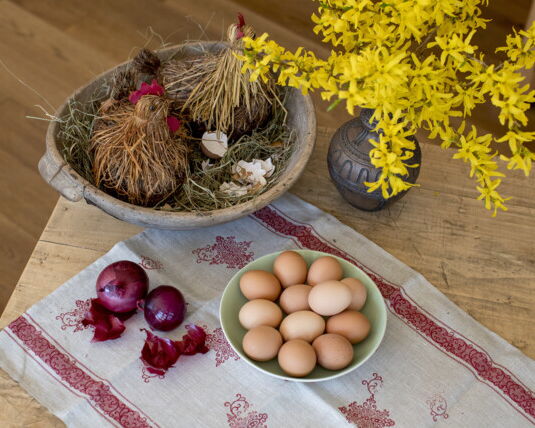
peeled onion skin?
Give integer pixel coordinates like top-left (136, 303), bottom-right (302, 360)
top-left (143, 285), bottom-right (187, 331)
top-left (96, 261), bottom-right (149, 313)
top-left (140, 329), bottom-right (181, 375)
top-left (82, 299), bottom-right (127, 342)
top-left (140, 324), bottom-right (208, 375)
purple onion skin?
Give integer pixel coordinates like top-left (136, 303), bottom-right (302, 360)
top-left (144, 285), bottom-right (187, 331)
top-left (96, 261), bottom-right (149, 313)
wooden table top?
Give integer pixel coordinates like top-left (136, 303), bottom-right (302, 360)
top-left (1, 1), bottom-right (534, 425)
top-left (1, 126), bottom-right (534, 426)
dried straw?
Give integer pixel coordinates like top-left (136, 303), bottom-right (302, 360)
top-left (57, 93), bottom-right (105, 183)
top-left (132, 48), bottom-right (161, 76)
top-left (100, 63), bottom-right (138, 114)
top-left (161, 22), bottom-right (274, 138)
top-left (188, 23), bottom-right (273, 136)
top-left (56, 51), bottom-right (293, 212)
top-left (109, 68), bottom-right (137, 101)
top-left (90, 95), bottom-right (189, 206)
top-left (160, 54), bottom-right (218, 112)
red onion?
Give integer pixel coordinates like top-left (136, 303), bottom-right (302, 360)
top-left (143, 285), bottom-right (186, 331)
top-left (96, 261), bottom-right (148, 313)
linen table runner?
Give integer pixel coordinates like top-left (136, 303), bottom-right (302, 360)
top-left (0, 194), bottom-right (533, 427)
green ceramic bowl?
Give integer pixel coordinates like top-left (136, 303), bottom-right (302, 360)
top-left (219, 250), bottom-right (387, 382)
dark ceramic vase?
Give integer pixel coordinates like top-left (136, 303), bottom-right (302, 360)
top-left (327, 109), bottom-right (421, 211)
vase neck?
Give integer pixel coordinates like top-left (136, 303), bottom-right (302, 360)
top-left (359, 109), bottom-right (377, 130)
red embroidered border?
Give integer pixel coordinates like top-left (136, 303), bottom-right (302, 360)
top-left (8, 316), bottom-right (152, 428)
top-left (26, 313), bottom-right (160, 428)
top-left (252, 205), bottom-right (535, 422)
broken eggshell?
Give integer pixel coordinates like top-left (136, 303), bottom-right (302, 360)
top-left (201, 131), bottom-right (228, 159)
top-left (219, 157), bottom-right (275, 197)
top-left (219, 182), bottom-right (249, 197)
top-left (232, 158), bottom-right (275, 186)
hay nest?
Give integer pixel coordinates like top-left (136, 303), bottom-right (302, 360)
top-left (163, 89), bottom-right (294, 211)
top-left (56, 35), bottom-right (293, 212)
top-left (57, 86), bottom-right (294, 211)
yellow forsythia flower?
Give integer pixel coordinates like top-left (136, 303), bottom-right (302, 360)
top-left (241, 0), bottom-right (535, 214)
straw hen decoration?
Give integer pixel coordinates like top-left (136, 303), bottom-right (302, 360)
top-left (161, 14), bottom-right (274, 138)
top-left (91, 93), bottom-right (189, 206)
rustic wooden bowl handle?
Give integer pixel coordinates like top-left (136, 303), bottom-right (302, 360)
top-left (38, 152), bottom-right (84, 202)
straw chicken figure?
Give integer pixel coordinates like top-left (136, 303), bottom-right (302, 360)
top-left (160, 14), bottom-right (274, 138)
top-left (158, 52), bottom-right (217, 118)
top-left (91, 90), bottom-right (189, 206)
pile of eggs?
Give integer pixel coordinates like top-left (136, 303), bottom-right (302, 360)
top-left (238, 251), bottom-right (371, 378)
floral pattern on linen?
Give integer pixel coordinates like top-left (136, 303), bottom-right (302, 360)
top-left (55, 299), bottom-right (91, 333)
top-left (206, 326), bottom-right (240, 367)
top-left (427, 393), bottom-right (449, 422)
top-left (339, 373), bottom-right (395, 428)
top-left (225, 393), bottom-right (268, 428)
top-left (192, 236), bottom-right (254, 269)
top-left (139, 256), bottom-right (163, 270)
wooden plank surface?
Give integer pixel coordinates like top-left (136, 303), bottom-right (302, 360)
top-left (0, 0), bottom-right (534, 426)
top-left (0, 0), bottom-right (117, 313)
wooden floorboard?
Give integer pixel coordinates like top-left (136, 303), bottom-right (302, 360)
top-left (0, 0), bottom-right (532, 313)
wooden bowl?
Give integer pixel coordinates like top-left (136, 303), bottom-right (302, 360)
top-left (39, 42), bottom-right (316, 230)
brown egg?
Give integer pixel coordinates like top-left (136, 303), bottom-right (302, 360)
top-left (326, 310), bottom-right (371, 344)
top-left (242, 326), bottom-right (283, 361)
top-left (340, 277), bottom-right (368, 311)
top-left (239, 299), bottom-right (283, 330)
top-left (278, 339), bottom-right (317, 377)
top-left (239, 270), bottom-right (281, 301)
top-left (308, 280), bottom-right (352, 316)
top-left (273, 251), bottom-right (308, 288)
top-left (279, 284), bottom-right (312, 314)
top-left (279, 310), bottom-right (325, 342)
top-left (312, 334), bottom-right (354, 370)
top-left (307, 256), bottom-right (343, 286)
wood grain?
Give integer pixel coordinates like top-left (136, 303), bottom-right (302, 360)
top-left (0, 0), bottom-right (534, 425)
top-left (0, 0), bottom-right (116, 314)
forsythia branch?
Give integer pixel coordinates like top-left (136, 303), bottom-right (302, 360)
top-left (240, 0), bottom-right (535, 214)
